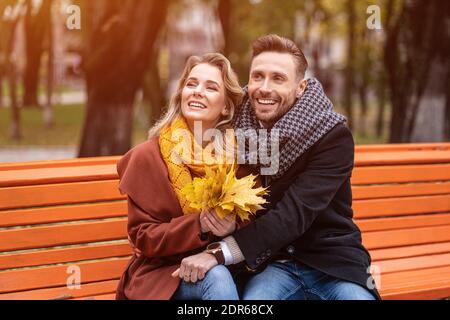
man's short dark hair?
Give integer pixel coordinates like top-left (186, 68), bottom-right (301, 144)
top-left (252, 34), bottom-right (308, 79)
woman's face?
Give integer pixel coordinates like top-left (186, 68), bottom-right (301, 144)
top-left (181, 63), bottom-right (228, 133)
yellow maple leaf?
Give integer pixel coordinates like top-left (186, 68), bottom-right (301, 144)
top-left (181, 162), bottom-right (268, 221)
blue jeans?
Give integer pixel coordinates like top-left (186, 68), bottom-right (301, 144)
top-left (243, 261), bottom-right (376, 300)
top-left (172, 265), bottom-right (239, 300)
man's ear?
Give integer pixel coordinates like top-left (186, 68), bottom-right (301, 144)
top-left (296, 79), bottom-right (308, 98)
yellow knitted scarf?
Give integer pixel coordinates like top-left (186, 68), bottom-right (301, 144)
top-left (159, 116), bottom-right (235, 215)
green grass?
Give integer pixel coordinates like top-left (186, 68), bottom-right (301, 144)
top-left (0, 104), bottom-right (149, 147)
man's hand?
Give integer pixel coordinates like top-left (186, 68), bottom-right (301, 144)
top-left (200, 208), bottom-right (236, 237)
top-left (171, 252), bottom-right (218, 283)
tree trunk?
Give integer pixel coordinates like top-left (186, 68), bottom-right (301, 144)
top-left (43, 0), bottom-right (54, 129)
top-left (2, 1), bottom-right (22, 141)
top-left (411, 59), bottom-right (449, 142)
top-left (217, 0), bottom-right (231, 56)
top-left (5, 17), bottom-right (22, 141)
top-left (375, 79), bottom-right (386, 138)
top-left (143, 47), bottom-right (166, 126)
top-left (8, 63), bottom-right (21, 141)
top-left (385, 0), bottom-right (449, 142)
top-left (78, 0), bottom-right (168, 157)
top-left (358, 84), bottom-right (368, 137)
top-left (79, 95), bottom-right (134, 156)
top-left (445, 72), bottom-right (450, 140)
top-left (23, 0), bottom-right (51, 107)
top-left (0, 73), bottom-right (3, 109)
top-left (344, 0), bottom-right (355, 130)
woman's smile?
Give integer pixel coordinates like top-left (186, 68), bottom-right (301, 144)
top-left (187, 100), bottom-right (208, 110)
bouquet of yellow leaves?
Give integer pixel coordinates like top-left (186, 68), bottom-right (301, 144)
top-left (181, 163), bottom-right (268, 221)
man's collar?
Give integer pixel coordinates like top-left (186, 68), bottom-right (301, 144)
top-left (258, 120), bottom-right (266, 129)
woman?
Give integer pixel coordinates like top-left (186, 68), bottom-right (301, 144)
top-left (115, 53), bottom-right (249, 300)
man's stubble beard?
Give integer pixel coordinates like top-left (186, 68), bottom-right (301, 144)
top-left (250, 91), bottom-right (298, 128)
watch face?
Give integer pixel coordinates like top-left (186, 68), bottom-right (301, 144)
top-left (208, 242), bottom-right (221, 250)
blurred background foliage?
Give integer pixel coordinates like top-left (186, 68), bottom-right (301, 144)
top-left (0, 0), bottom-right (449, 161)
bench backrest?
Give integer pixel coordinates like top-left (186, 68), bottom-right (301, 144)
top-left (0, 142), bottom-right (449, 299)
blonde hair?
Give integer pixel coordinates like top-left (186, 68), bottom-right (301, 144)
top-left (148, 53), bottom-right (244, 138)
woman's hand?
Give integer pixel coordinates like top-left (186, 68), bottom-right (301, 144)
top-left (199, 209), bottom-right (211, 233)
top-left (171, 252), bottom-right (218, 283)
top-left (200, 208), bottom-right (236, 237)
top-left (128, 235), bottom-right (142, 257)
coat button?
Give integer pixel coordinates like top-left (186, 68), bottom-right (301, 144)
top-left (286, 245), bottom-right (295, 254)
top-left (266, 249), bottom-right (271, 256)
top-left (255, 257), bottom-right (262, 264)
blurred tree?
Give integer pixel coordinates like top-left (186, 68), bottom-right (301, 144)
top-left (219, 0), bottom-right (306, 83)
top-left (217, 0), bottom-right (231, 56)
top-left (43, 0), bottom-right (54, 129)
top-left (1, 0), bottom-right (23, 141)
top-left (385, 0), bottom-right (450, 142)
top-left (350, 1), bottom-right (386, 138)
top-left (78, 0), bottom-right (168, 156)
top-left (23, 0), bottom-right (51, 107)
top-left (142, 44), bottom-right (166, 127)
top-left (344, 0), bottom-right (355, 130)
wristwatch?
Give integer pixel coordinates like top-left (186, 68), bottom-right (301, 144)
top-left (206, 242), bottom-right (225, 265)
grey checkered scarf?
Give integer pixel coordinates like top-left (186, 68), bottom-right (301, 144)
top-left (232, 78), bottom-right (346, 181)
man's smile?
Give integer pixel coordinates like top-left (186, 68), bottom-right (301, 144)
top-left (257, 98), bottom-right (278, 105)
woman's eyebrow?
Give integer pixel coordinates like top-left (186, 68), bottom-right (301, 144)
top-left (186, 77), bottom-right (219, 87)
top-left (205, 80), bottom-right (220, 87)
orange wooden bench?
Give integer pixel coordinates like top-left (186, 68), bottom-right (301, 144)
top-left (0, 142), bottom-right (449, 300)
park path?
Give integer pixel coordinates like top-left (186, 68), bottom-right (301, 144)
top-left (0, 146), bottom-right (77, 162)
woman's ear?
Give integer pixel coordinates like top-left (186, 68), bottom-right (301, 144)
top-left (221, 106), bottom-right (230, 116)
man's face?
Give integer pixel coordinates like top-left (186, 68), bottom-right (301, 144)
top-left (248, 52), bottom-right (307, 127)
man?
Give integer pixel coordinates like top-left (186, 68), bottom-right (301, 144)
top-left (199, 34), bottom-right (379, 300)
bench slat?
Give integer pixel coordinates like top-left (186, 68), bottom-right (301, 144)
top-left (371, 242), bottom-right (450, 261)
top-left (0, 279), bottom-right (119, 300)
top-left (352, 181), bottom-right (450, 200)
top-left (1, 163), bottom-right (449, 190)
top-left (0, 180), bottom-right (124, 210)
top-left (2, 164), bottom-right (449, 191)
top-left (0, 165), bottom-right (118, 187)
top-left (383, 282), bottom-right (450, 300)
top-left (376, 253), bottom-right (450, 274)
top-left (0, 258), bottom-right (128, 294)
top-left (355, 213), bottom-right (450, 232)
top-left (355, 143), bottom-right (450, 153)
top-left (379, 265), bottom-right (450, 299)
top-left (352, 164), bottom-right (450, 184)
top-left (363, 225), bottom-right (450, 250)
top-left (0, 242), bottom-right (131, 271)
top-left (353, 194), bottom-right (450, 218)
top-left (354, 150), bottom-right (450, 166)
top-left (0, 201), bottom-right (126, 228)
top-left (0, 219), bottom-right (127, 252)
top-left (0, 157), bottom-right (120, 171)
top-left (73, 293), bottom-right (116, 300)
